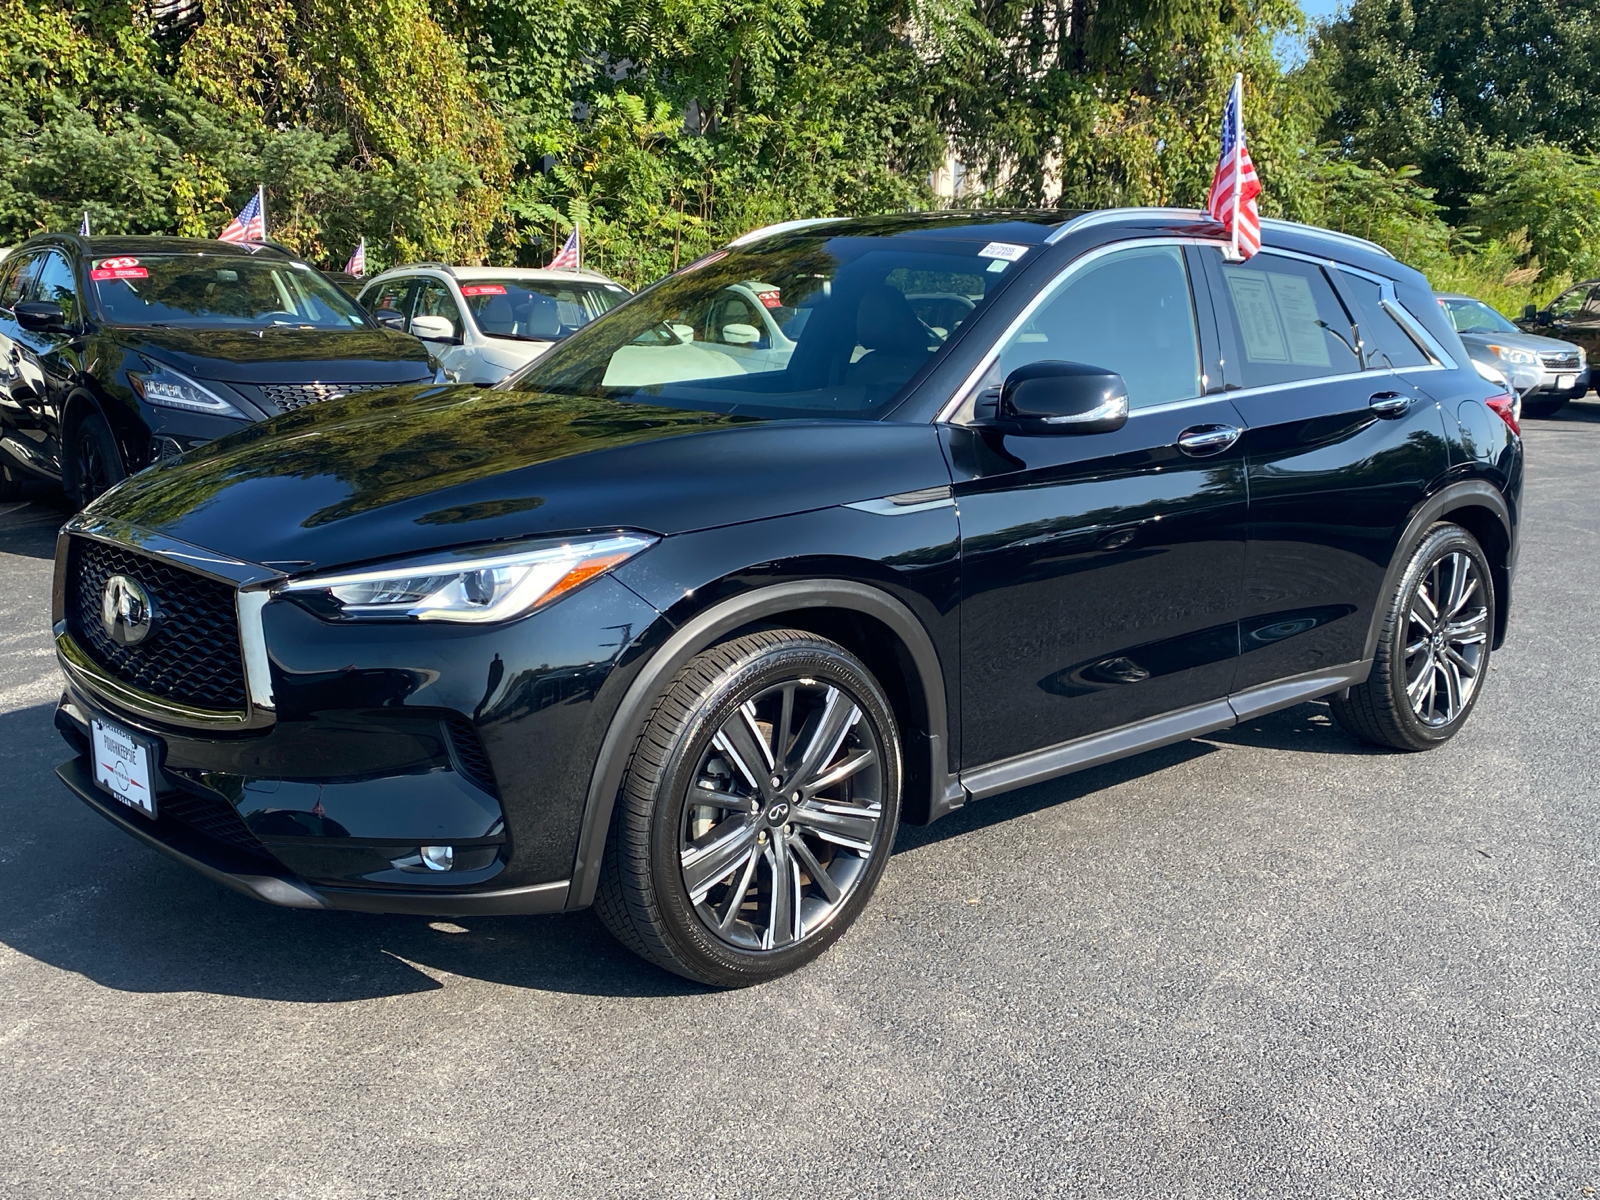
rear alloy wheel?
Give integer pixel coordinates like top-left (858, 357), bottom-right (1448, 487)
top-left (597, 629), bottom-right (901, 987)
top-left (66, 412), bottom-right (126, 509)
top-left (1331, 522), bottom-right (1494, 750)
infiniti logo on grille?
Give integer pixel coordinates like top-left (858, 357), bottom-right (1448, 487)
top-left (101, 574), bottom-right (157, 646)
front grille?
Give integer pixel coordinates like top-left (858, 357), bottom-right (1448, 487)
top-left (258, 381), bottom-right (400, 412)
top-left (68, 539), bottom-right (248, 711)
top-left (445, 715), bottom-right (500, 797)
top-left (1540, 351), bottom-right (1582, 371)
top-left (160, 788), bottom-right (271, 859)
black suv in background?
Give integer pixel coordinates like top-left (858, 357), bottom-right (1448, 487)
top-left (51, 210), bottom-right (1521, 987)
top-left (0, 236), bottom-right (438, 506)
top-left (1519, 279), bottom-right (1600, 390)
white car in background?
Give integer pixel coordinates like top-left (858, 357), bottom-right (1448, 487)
top-left (357, 264), bottom-right (630, 384)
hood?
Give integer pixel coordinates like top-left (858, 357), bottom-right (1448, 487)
top-left (85, 386), bottom-right (948, 570)
top-left (113, 326), bottom-right (434, 384)
top-left (1456, 328), bottom-right (1584, 357)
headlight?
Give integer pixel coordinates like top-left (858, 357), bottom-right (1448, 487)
top-left (128, 364), bottom-right (246, 417)
top-left (280, 533), bottom-right (657, 623)
top-left (1486, 344), bottom-right (1537, 366)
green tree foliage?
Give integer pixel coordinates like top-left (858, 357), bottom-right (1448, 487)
top-left (0, 0), bottom-right (1595, 315)
top-left (1308, 0), bottom-right (1600, 217)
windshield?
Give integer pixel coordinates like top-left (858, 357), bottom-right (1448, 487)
top-left (89, 254), bottom-right (370, 330)
top-left (1441, 297), bottom-right (1518, 335)
top-left (461, 279), bottom-right (625, 341)
top-left (500, 234), bottom-right (1036, 417)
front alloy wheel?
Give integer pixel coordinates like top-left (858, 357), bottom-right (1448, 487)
top-left (681, 676), bottom-right (887, 951)
top-left (597, 629), bottom-right (901, 986)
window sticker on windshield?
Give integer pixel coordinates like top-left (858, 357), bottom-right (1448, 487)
top-left (755, 289), bottom-right (783, 308)
top-left (461, 284), bottom-right (507, 296)
top-left (978, 242), bottom-right (1028, 262)
top-left (91, 257), bottom-right (147, 281)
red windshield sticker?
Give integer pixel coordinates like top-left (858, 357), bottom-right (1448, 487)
top-left (756, 290), bottom-right (782, 308)
top-left (460, 284), bottom-right (507, 296)
top-left (91, 258), bottom-right (147, 281)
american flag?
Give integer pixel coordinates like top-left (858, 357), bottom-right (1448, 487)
top-left (549, 225), bottom-right (580, 270)
top-left (345, 237), bottom-right (367, 277)
top-left (218, 189), bottom-right (266, 244)
top-left (1207, 74), bottom-right (1261, 259)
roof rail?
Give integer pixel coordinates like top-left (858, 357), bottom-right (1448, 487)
top-left (727, 218), bottom-right (844, 248)
top-left (1042, 207), bottom-right (1203, 244)
top-left (408, 261), bottom-right (458, 276)
top-left (1043, 206), bottom-right (1396, 260)
top-left (1258, 217), bottom-right (1394, 259)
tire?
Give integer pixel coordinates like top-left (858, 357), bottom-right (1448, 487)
top-left (0, 459), bottom-right (20, 501)
top-left (64, 411), bottom-right (126, 509)
top-left (596, 629), bottom-right (902, 987)
top-left (1330, 522), bottom-right (1494, 751)
top-left (1520, 395), bottom-right (1567, 418)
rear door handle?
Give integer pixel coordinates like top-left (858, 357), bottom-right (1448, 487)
top-left (1369, 391), bottom-right (1412, 417)
top-left (1176, 424), bottom-right (1241, 455)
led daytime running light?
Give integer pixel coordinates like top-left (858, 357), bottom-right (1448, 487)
top-left (281, 533), bottom-right (655, 624)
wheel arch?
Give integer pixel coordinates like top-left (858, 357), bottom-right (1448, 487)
top-left (566, 579), bottom-right (957, 910)
top-left (1364, 479), bottom-right (1515, 660)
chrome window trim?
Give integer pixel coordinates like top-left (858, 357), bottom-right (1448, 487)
top-left (1212, 247), bottom-right (1459, 374)
top-left (1380, 296), bottom-right (1457, 369)
top-left (937, 235), bottom-right (1224, 425)
top-left (58, 516), bottom-right (284, 729)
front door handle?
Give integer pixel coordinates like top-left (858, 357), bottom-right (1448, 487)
top-left (1176, 424), bottom-right (1241, 456)
top-left (1369, 391), bottom-right (1412, 417)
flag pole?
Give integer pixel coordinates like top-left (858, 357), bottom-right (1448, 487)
top-left (1231, 73), bottom-right (1243, 262)
top-left (258, 184), bottom-right (268, 241)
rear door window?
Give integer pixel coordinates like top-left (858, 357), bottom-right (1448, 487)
top-left (1213, 252), bottom-right (1362, 388)
top-left (1333, 271), bottom-right (1431, 369)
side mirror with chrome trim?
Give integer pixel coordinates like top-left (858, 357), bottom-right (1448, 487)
top-left (996, 360), bottom-right (1130, 434)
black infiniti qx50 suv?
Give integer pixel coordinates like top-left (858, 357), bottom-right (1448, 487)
top-left (0, 235), bottom-right (437, 507)
top-left (50, 209), bottom-right (1522, 986)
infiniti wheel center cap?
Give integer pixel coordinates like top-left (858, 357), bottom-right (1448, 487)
top-left (765, 801), bottom-right (790, 826)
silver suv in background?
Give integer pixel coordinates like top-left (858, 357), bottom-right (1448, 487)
top-left (358, 265), bottom-right (630, 384)
top-left (1436, 291), bottom-right (1588, 418)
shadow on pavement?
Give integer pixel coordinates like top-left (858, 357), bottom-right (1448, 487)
top-left (0, 482), bottom-right (72, 560)
top-left (0, 692), bottom-right (1382, 1003)
top-left (0, 701), bottom-right (703, 1003)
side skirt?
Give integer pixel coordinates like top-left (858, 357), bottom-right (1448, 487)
top-left (957, 660), bottom-right (1371, 804)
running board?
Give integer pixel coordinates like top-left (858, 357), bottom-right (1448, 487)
top-left (957, 661), bottom-right (1371, 803)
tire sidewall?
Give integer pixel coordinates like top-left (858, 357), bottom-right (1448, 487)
top-left (66, 411), bottom-right (125, 509)
top-left (1386, 524), bottom-right (1494, 747)
top-left (640, 638), bottom-right (902, 985)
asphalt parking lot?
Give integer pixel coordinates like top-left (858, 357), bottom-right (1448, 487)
top-left (2, 402), bottom-right (1598, 1199)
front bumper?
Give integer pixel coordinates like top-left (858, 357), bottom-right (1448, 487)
top-left (56, 754), bottom-right (570, 916)
top-left (1525, 365), bottom-right (1589, 398)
